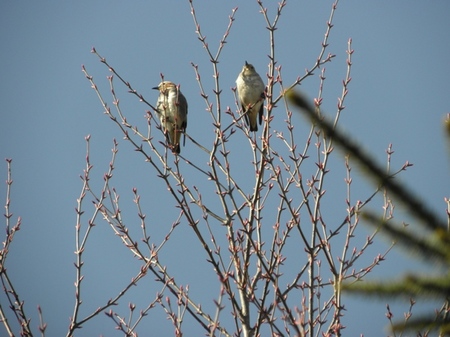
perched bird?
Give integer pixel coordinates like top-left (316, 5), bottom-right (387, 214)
top-left (153, 81), bottom-right (188, 154)
top-left (236, 61), bottom-right (265, 132)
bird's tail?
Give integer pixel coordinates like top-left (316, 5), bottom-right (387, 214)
top-left (171, 127), bottom-right (182, 154)
top-left (248, 109), bottom-right (258, 132)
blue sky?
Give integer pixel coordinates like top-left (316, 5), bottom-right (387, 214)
top-left (1, 1), bottom-right (449, 336)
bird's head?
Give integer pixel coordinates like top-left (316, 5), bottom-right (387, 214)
top-left (242, 62), bottom-right (256, 76)
top-left (152, 81), bottom-right (176, 93)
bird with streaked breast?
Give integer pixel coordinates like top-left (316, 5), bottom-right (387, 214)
top-left (153, 81), bottom-right (188, 154)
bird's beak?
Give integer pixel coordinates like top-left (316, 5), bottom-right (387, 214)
top-left (245, 61), bottom-right (248, 65)
top-left (152, 86), bottom-right (159, 90)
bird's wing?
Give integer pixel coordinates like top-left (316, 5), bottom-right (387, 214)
top-left (258, 91), bottom-right (265, 125)
top-left (177, 92), bottom-right (188, 147)
top-left (243, 104), bottom-right (250, 126)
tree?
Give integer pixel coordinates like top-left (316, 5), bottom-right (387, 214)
top-left (1, 1), bottom-right (447, 336)
top-left (288, 91), bottom-right (450, 336)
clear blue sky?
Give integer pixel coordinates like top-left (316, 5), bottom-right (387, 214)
top-left (1, 1), bottom-right (449, 336)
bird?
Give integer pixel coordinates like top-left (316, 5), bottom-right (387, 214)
top-left (153, 81), bottom-right (188, 154)
top-left (236, 61), bottom-right (265, 132)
